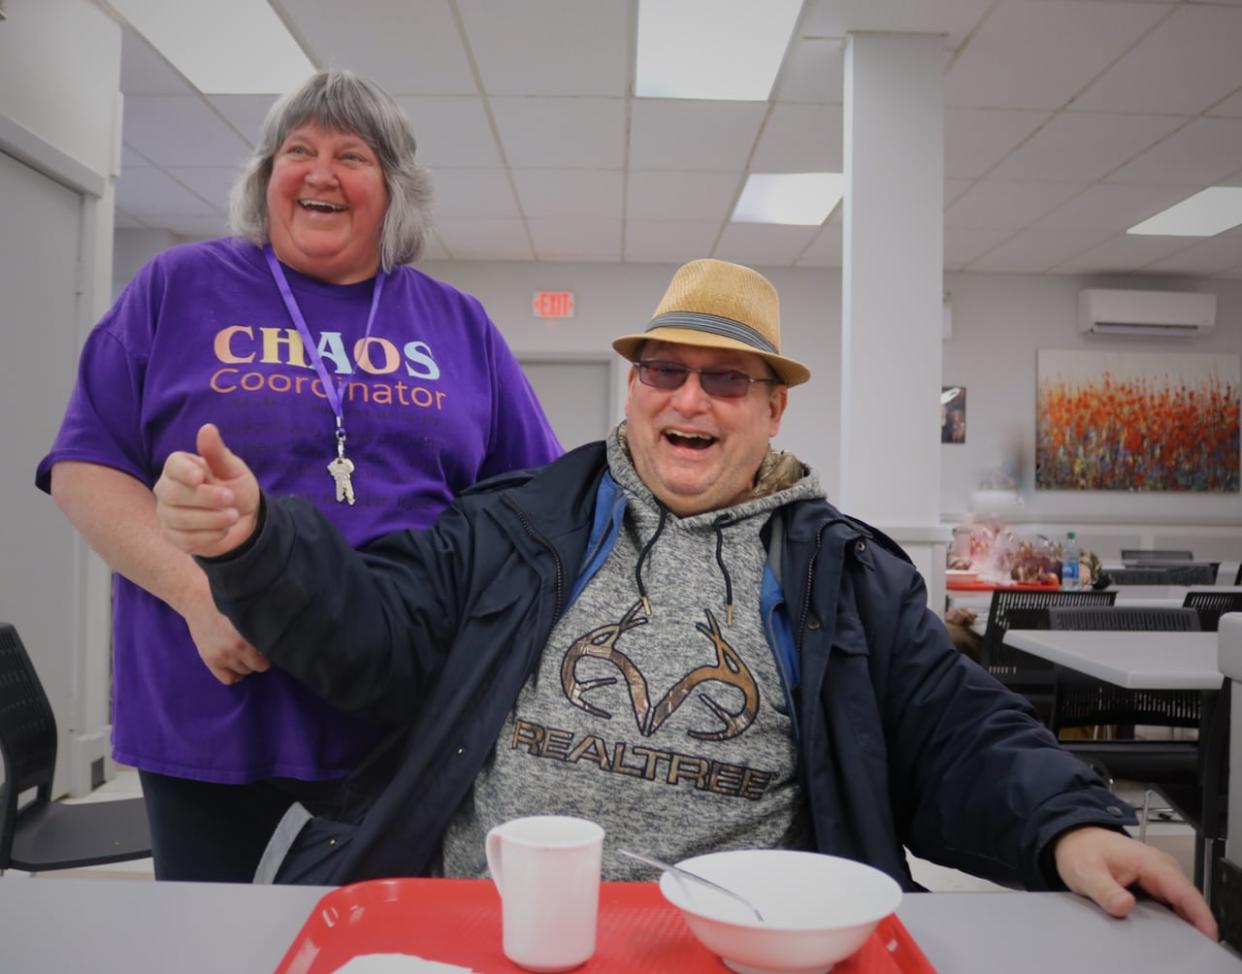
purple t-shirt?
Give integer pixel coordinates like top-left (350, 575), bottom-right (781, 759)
top-left (36, 238), bottom-right (562, 783)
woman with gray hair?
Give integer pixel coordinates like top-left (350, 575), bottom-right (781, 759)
top-left (37, 70), bottom-right (561, 882)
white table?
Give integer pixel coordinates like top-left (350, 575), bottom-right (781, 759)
top-left (1004, 628), bottom-right (1227, 900)
top-left (1, 878), bottom-right (1239, 973)
top-left (1003, 631), bottom-right (1223, 690)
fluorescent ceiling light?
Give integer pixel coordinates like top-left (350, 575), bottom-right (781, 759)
top-left (109, 0), bottom-right (314, 95)
top-left (1127, 187), bottom-right (1242, 237)
top-left (636, 0), bottom-right (803, 100)
top-left (732, 173), bottom-right (844, 226)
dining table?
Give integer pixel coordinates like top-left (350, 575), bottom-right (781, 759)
top-left (1003, 628), bottom-right (1228, 901)
top-left (1, 875), bottom-right (1240, 973)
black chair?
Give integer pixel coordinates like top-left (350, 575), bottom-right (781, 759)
top-left (980, 589), bottom-right (1116, 721)
top-left (1121, 549), bottom-right (1194, 563)
top-left (1045, 607), bottom-right (1201, 741)
top-left (0, 622), bottom-right (151, 873)
top-left (1107, 567), bottom-right (1178, 585)
top-left (1118, 560), bottom-right (1219, 583)
top-left (1185, 592), bottom-right (1242, 633)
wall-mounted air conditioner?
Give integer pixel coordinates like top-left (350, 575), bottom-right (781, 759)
top-left (1077, 288), bottom-right (1216, 338)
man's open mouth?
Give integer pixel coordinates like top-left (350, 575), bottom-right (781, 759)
top-left (664, 430), bottom-right (717, 450)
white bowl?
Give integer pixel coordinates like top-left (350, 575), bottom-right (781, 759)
top-left (658, 850), bottom-right (902, 974)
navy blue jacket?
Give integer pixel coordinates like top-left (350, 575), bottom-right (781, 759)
top-left (203, 441), bottom-right (1133, 887)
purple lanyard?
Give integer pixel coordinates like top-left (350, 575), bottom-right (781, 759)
top-left (263, 244), bottom-right (386, 451)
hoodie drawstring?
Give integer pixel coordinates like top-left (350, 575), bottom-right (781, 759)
top-left (714, 516), bottom-right (734, 626)
top-left (634, 508), bottom-right (737, 626)
top-left (634, 505), bottom-right (667, 616)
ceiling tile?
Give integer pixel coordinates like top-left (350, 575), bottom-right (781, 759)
top-left (124, 96), bottom-right (253, 168)
top-left (435, 218), bottom-right (534, 260)
top-left (512, 170), bottom-right (623, 219)
top-left (207, 95), bottom-right (279, 146)
top-left (1208, 88), bottom-right (1242, 118)
top-left (801, 0), bottom-right (993, 49)
top-left (119, 27), bottom-right (193, 95)
top-left (750, 104), bottom-right (843, 172)
top-left (967, 227), bottom-right (1114, 272)
top-left (774, 37), bottom-right (844, 104)
top-left (165, 167), bottom-right (241, 210)
top-left (121, 145), bottom-right (152, 168)
top-left (395, 96), bottom-right (502, 168)
top-left (457, 0), bottom-right (627, 96)
top-left (987, 112), bottom-right (1184, 182)
top-left (421, 232), bottom-right (452, 261)
top-left (281, 0), bottom-right (476, 94)
top-left (1047, 232), bottom-right (1194, 274)
top-left (945, 179), bottom-right (975, 206)
top-left (630, 101), bottom-right (767, 172)
top-left (1071, 5), bottom-right (1242, 115)
top-left (1141, 226), bottom-right (1242, 276)
top-left (626, 172), bottom-right (740, 222)
top-left (944, 109), bottom-right (1051, 179)
top-left (164, 215), bottom-right (231, 238)
top-left (1105, 118), bottom-right (1242, 187)
top-left (945, 180), bottom-right (1087, 228)
top-left (944, 226), bottom-right (1016, 266)
top-left (945, 1), bottom-right (1169, 110)
top-left (713, 224), bottom-right (818, 267)
top-left (113, 208), bottom-right (150, 230)
top-left (624, 221), bottom-right (720, 264)
top-left (795, 224), bottom-right (843, 267)
top-left (429, 169), bottom-right (520, 218)
top-left (1033, 183), bottom-right (1192, 231)
top-left (490, 98), bottom-right (625, 168)
top-left (116, 167), bottom-right (223, 218)
top-left (528, 220), bottom-right (622, 261)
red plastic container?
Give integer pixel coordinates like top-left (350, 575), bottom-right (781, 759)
top-left (274, 878), bottom-right (936, 974)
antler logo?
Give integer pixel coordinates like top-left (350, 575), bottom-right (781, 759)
top-left (560, 601), bottom-right (759, 741)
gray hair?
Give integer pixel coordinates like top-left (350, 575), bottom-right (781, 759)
top-left (229, 70), bottom-right (433, 269)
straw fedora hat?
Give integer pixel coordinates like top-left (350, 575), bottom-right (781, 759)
top-left (612, 259), bottom-right (810, 387)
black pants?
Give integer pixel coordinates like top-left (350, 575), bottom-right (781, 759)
top-left (138, 770), bottom-right (343, 882)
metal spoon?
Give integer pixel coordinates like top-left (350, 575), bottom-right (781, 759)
top-left (618, 848), bottom-right (765, 923)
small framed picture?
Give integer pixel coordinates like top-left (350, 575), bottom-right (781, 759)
top-left (941, 386), bottom-right (966, 444)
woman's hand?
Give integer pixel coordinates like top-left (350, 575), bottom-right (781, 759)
top-left (181, 582), bottom-right (271, 685)
top-left (155, 424), bottom-right (261, 558)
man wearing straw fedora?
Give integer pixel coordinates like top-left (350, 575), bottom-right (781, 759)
top-left (155, 259), bottom-right (1214, 936)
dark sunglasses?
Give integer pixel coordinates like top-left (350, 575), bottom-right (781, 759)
top-left (635, 360), bottom-right (777, 399)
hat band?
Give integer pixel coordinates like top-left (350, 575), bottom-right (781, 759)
top-left (645, 311), bottom-right (778, 355)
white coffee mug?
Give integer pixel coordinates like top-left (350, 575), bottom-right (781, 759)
top-left (485, 815), bottom-right (604, 972)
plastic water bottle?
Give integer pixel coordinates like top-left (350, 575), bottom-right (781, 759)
top-left (1062, 532), bottom-right (1081, 590)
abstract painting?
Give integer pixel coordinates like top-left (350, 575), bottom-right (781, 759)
top-left (1036, 349), bottom-right (1240, 491)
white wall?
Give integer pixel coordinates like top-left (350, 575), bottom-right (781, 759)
top-left (422, 260), bottom-right (843, 497)
top-left (941, 271), bottom-right (1242, 525)
top-left (113, 244), bottom-right (1241, 536)
top-left (1, 0), bottom-right (123, 795)
top-left (0, 0), bottom-right (121, 179)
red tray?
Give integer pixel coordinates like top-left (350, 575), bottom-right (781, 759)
top-left (275, 878), bottom-right (935, 974)
top-left (946, 580), bottom-right (1060, 592)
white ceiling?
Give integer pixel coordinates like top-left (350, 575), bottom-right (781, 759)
top-left (109, 0), bottom-right (1242, 278)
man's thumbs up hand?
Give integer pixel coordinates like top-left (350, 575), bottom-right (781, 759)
top-left (156, 423), bottom-right (261, 558)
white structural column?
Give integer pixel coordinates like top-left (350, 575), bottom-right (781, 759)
top-left (841, 33), bottom-right (949, 610)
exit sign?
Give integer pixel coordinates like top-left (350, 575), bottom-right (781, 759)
top-left (532, 290), bottom-right (575, 319)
